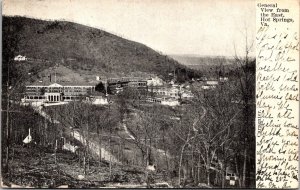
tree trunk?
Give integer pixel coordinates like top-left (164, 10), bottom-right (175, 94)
top-left (84, 155), bottom-right (86, 176)
top-left (178, 144), bottom-right (186, 186)
top-left (97, 126), bottom-right (102, 167)
top-left (206, 155), bottom-right (211, 186)
top-left (221, 163), bottom-right (225, 188)
top-left (86, 123), bottom-right (90, 175)
top-left (44, 118), bottom-right (47, 146)
top-left (118, 138), bottom-right (121, 161)
top-left (162, 131), bottom-right (170, 175)
top-left (146, 170), bottom-right (150, 188)
top-left (108, 104), bottom-right (112, 180)
top-left (235, 156), bottom-right (242, 187)
top-left (242, 148), bottom-right (247, 187)
top-left (98, 141), bottom-right (102, 166)
top-left (146, 145), bottom-right (149, 166)
top-left (207, 170), bottom-right (210, 186)
top-left (79, 151), bottom-right (81, 169)
top-left (5, 94), bottom-right (10, 173)
top-left (87, 155), bottom-right (90, 172)
top-left (197, 154), bottom-right (201, 184)
top-left (140, 150), bottom-right (145, 166)
top-left (108, 137), bottom-right (112, 180)
top-left (191, 146), bottom-right (194, 180)
top-left (55, 140), bottom-right (57, 164)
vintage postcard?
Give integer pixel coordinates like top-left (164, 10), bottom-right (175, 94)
top-left (1, 0), bottom-right (298, 188)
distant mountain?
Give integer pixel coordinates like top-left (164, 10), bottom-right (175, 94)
top-left (169, 55), bottom-right (236, 66)
top-left (169, 54), bottom-right (256, 79)
top-left (169, 54), bottom-right (239, 74)
top-left (3, 16), bottom-right (200, 85)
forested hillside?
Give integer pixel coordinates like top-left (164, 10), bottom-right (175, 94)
top-left (3, 16), bottom-right (200, 84)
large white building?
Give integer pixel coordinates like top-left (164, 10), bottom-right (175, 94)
top-left (24, 82), bottom-right (96, 102)
top-left (148, 86), bottom-right (180, 99)
top-left (147, 76), bottom-right (164, 86)
top-left (146, 97), bottom-right (179, 107)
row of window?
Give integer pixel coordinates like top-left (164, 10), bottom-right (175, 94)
top-left (26, 86), bottom-right (94, 90)
top-left (25, 96), bottom-right (46, 99)
top-left (146, 98), bottom-right (162, 103)
top-left (26, 89), bottom-right (93, 94)
top-left (154, 91), bottom-right (179, 97)
top-left (109, 82), bottom-right (147, 87)
top-left (25, 96), bottom-right (84, 100)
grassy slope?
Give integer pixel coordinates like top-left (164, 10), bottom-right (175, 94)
top-left (3, 16), bottom-right (197, 82)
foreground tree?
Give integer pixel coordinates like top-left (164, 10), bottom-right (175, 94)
top-left (233, 33), bottom-right (256, 187)
top-left (188, 81), bottom-right (241, 187)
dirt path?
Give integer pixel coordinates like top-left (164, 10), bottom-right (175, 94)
top-left (192, 106), bottom-right (207, 132)
top-left (30, 104), bottom-right (120, 164)
top-left (122, 121), bottom-right (171, 158)
top-left (72, 130), bottom-right (120, 164)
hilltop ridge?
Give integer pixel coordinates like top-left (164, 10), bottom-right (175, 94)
top-left (3, 16), bottom-right (200, 83)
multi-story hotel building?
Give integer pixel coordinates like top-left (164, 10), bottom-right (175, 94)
top-left (24, 82), bottom-right (96, 102)
top-left (107, 77), bottom-right (148, 94)
top-left (148, 86), bottom-right (180, 99)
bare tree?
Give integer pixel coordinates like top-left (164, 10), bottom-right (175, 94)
top-left (180, 80), bottom-right (242, 187)
top-left (233, 30), bottom-right (256, 188)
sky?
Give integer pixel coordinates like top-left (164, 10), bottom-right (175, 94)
top-left (3, 0), bottom-right (256, 56)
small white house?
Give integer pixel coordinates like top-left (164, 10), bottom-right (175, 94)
top-left (220, 77), bottom-right (229, 82)
top-left (146, 164), bottom-right (156, 171)
top-left (181, 92), bottom-right (194, 99)
top-left (14, 55), bottom-right (27, 61)
top-left (92, 96), bottom-right (109, 105)
top-left (206, 80), bottom-right (219, 85)
top-left (202, 85), bottom-right (216, 90)
top-left (161, 98), bottom-right (180, 107)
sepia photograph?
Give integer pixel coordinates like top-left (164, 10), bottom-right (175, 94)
top-left (1, 0), bottom-right (256, 188)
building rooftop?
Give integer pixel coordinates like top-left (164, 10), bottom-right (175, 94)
top-left (27, 81), bottom-right (98, 87)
